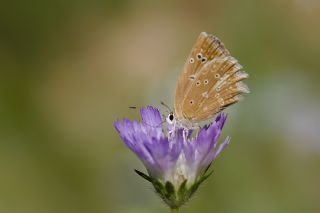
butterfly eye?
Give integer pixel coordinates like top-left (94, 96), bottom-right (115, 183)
top-left (166, 113), bottom-right (175, 124)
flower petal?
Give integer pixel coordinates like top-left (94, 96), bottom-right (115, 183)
top-left (182, 113), bottom-right (229, 180)
top-left (140, 106), bottom-right (163, 127)
top-left (214, 136), bottom-right (231, 159)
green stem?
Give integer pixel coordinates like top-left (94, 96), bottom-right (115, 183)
top-left (171, 208), bottom-right (179, 213)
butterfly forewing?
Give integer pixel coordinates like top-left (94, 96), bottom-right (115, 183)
top-left (174, 32), bottom-right (249, 124)
top-left (174, 32), bottom-right (230, 120)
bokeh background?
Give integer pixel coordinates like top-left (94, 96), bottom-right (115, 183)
top-left (1, 0), bottom-right (320, 212)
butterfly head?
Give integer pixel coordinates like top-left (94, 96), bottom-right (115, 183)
top-left (166, 111), bottom-right (199, 130)
top-left (166, 112), bottom-right (176, 125)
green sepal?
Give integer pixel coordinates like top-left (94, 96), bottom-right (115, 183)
top-left (134, 169), bottom-right (153, 183)
top-left (189, 170), bottom-right (214, 197)
top-left (134, 169), bottom-right (214, 209)
top-left (177, 180), bottom-right (187, 199)
top-left (153, 179), bottom-right (166, 197)
top-left (165, 181), bottom-right (176, 200)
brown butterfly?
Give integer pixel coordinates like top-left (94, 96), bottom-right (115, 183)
top-left (167, 32), bottom-right (249, 129)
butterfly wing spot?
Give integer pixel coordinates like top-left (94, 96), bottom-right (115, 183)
top-left (203, 79), bottom-right (209, 84)
top-left (202, 91), bottom-right (209, 98)
top-left (196, 53), bottom-right (203, 60)
top-left (189, 58), bottom-right (195, 63)
top-left (196, 80), bottom-right (201, 86)
top-left (189, 100), bottom-right (194, 105)
top-left (214, 73), bottom-right (220, 79)
top-left (215, 86), bottom-right (221, 92)
top-left (201, 70), bottom-right (209, 75)
top-left (189, 75), bottom-right (196, 81)
top-left (201, 57), bottom-right (207, 63)
top-left (210, 65), bottom-right (217, 72)
top-left (218, 98), bottom-right (224, 106)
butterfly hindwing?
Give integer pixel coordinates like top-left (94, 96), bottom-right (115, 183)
top-left (195, 68), bottom-right (249, 121)
top-left (181, 55), bottom-right (247, 121)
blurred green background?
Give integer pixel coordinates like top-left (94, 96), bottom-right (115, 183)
top-left (1, 0), bottom-right (320, 212)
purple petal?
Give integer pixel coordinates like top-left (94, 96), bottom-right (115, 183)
top-left (114, 119), bottom-right (155, 163)
top-left (183, 113), bottom-right (229, 177)
top-left (215, 112), bottom-right (227, 129)
top-left (143, 137), bottom-right (180, 175)
top-left (114, 107), bottom-right (184, 179)
top-left (214, 136), bottom-right (231, 159)
top-left (140, 106), bottom-right (163, 127)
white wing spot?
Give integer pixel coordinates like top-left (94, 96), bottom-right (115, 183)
top-left (189, 75), bottom-right (195, 81)
top-left (203, 79), bottom-right (209, 84)
top-left (196, 53), bottom-right (203, 60)
top-left (202, 91), bottom-right (209, 98)
top-left (218, 98), bottom-right (224, 105)
top-left (189, 57), bottom-right (195, 63)
top-left (214, 73), bottom-right (220, 79)
top-left (210, 65), bottom-right (217, 71)
top-left (201, 70), bottom-right (209, 75)
top-left (196, 80), bottom-right (201, 86)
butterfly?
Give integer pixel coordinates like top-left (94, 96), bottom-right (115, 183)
top-left (166, 32), bottom-right (249, 129)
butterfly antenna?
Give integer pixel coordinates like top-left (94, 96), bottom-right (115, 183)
top-left (160, 101), bottom-right (172, 113)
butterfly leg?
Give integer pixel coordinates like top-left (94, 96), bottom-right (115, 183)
top-left (167, 123), bottom-right (176, 141)
top-left (182, 128), bottom-right (189, 143)
top-left (195, 124), bottom-right (201, 138)
top-left (168, 130), bottom-right (174, 141)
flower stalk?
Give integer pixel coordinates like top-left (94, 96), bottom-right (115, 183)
top-left (171, 208), bottom-right (179, 213)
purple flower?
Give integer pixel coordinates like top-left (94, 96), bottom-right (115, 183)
top-left (114, 106), bottom-right (230, 208)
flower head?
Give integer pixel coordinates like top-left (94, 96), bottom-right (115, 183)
top-left (114, 106), bottom-right (230, 208)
